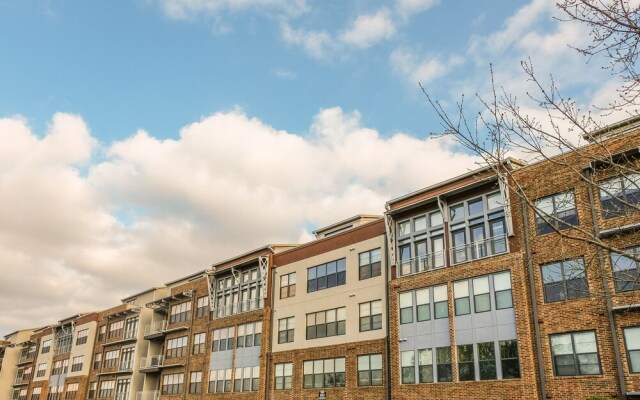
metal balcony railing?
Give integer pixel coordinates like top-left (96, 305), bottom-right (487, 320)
top-left (140, 355), bottom-right (164, 370)
top-left (17, 352), bottom-right (35, 364)
top-left (398, 250), bottom-right (446, 277)
top-left (115, 392), bottom-right (129, 400)
top-left (211, 298), bottom-right (264, 319)
top-left (449, 235), bottom-right (507, 265)
top-left (136, 391), bottom-right (160, 400)
top-left (144, 321), bottom-right (168, 337)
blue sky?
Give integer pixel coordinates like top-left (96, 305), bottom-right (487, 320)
top-left (0, 0), bottom-right (619, 334)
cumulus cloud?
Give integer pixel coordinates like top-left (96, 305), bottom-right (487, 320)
top-left (280, 22), bottom-right (334, 59)
top-left (390, 47), bottom-right (465, 85)
top-left (0, 108), bottom-right (478, 334)
top-left (153, 0), bottom-right (309, 20)
top-left (340, 8), bottom-right (396, 48)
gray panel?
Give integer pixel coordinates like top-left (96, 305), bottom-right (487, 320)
top-left (455, 329), bottom-right (473, 345)
top-left (49, 374), bottom-right (66, 387)
top-left (434, 318), bottom-right (449, 334)
top-left (455, 314), bottom-right (472, 330)
top-left (234, 347), bottom-right (261, 368)
top-left (414, 333), bottom-right (433, 349)
top-left (473, 312), bottom-right (494, 328)
top-left (210, 351), bottom-right (233, 370)
top-left (399, 337), bottom-right (414, 352)
top-left (496, 324), bottom-right (517, 340)
top-left (496, 309), bottom-right (516, 326)
top-left (475, 326), bottom-right (495, 343)
top-left (399, 323), bottom-right (415, 339)
top-left (434, 331), bottom-right (450, 347)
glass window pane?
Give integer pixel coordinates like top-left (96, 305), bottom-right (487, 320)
top-left (493, 272), bottom-right (511, 291)
top-left (542, 263), bottom-right (563, 284)
top-left (414, 216), bottom-right (427, 231)
top-left (550, 334), bottom-right (573, 355)
top-left (487, 192), bottom-right (503, 210)
top-left (473, 276), bottom-right (490, 294)
top-left (416, 288), bottom-right (429, 304)
top-left (399, 221), bottom-right (410, 236)
top-left (433, 285), bottom-right (447, 302)
top-left (399, 292), bottom-right (413, 308)
top-left (573, 331), bottom-right (597, 354)
top-left (453, 281), bottom-right (469, 298)
top-left (468, 198), bottom-right (484, 215)
top-left (625, 327), bottom-right (640, 350)
top-left (429, 211), bottom-right (443, 227)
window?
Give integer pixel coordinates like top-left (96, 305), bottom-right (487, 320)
top-left (494, 271), bottom-right (513, 309)
top-left (23, 366), bottom-right (32, 381)
top-left (51, 360), bottom-right (63, 375)
top-left (278, 317), bottom-right (295, 344)
top-left (124, 316), bottom-right (138, 339)
top-left (436, 347), bottom-right (452, 382)
top-left (17, 389), bottom-right (27, 400)
top-left (237, 321), bottom-right (261, 348)
top-left (599, 172), bottom-right (640, 218)
top-left (611, 247), bottom-right (640, 292)
top-left (36, 363), bottom-right (46, 377)
top-left (98, 381), bottom-right (114, 398)
top-left (107, 320), bottom-right (124, 339)
top-left (535, 191), bottom-right (578, 234)
top-left (98, 326), bottom-right (106, 342)
top-left (454, 281), bottom-right (470, 316)
top-left (624, 326), bottom-right (640, 373)
top-left (193, 333), bottom-right (206, 354)
top-left (500, 340), bottom-right (520, 378)
top-left (307, 258), bottom-right (346, 292)
top-left (70, 356), bottom-right (83, 372)
top-left (458, 344), bottom-right (475, 381)
top-left (359, 300), bottom-right (382, 332)
top-left (41, 339), bottom-right (51, 354)
top-left (401, 351), bottom-right (415, 384)
top-left (280, 273), bottom-right (296, 298)
top-left (541, 258), bottom-right (589, 302)
top-left (119, 347), bottom-right (134, 371)
top-left (93, 354), bottom-right (101, 370)
top-left (75, 329), bottom-right (88, 346)
top-left (208, 369), bottom-right (232, 393)
top-left (416, 288), bottom-right (430, 322)
top-left (31, 387), bottom-right (41, 400)
top-left (166, 336), bottom-right (188, 358)
top-left (103, 350), bottom-right (118, 368)
top-left (47, 386), bottom-right (62, 400)
top-left (275, 363), bottom-right (293, 390)
top-left (397, 210), bottom-right (447, 276)
top-left (196, 296), bottom-right (209, 317)
top-left (306, 307), bottom-right (346, 339)
top-left (65, 383), bottom-right (78, 400)
top-left (214, 266), bottom-right (263, 318)
top-left (170, 302), bottom-right (192, 323)
top-left (550, 331), bottom-right (600, 376)
top-left (55, 332), bottom-right (72, 354)
top-left (478, 342), bottom-right (497, 380)
top-left (359, 248), bottom-right (382, 280)
top-left (473, 276), bottom-right (491, 313)
top-left (399, 292), bottom-right (413, 324)
top-left (234, 366), bottom-right (259, 392)
top-left (87, 382), bottom-right (96, 400)
top-left (418, 349), bottom-right (433, 383)
top-left (434, 285), bottom-right (448, 319)
top-left (358, 354), bottom-right (382, 386)
top-left (189, 371), bottom-right (202, 394)
top-left (212, 327), bottom-right (235, 352)
top-left (162, 373), bottom-right (184, 395)
top-left (303, 358), bottom-right (345, 388)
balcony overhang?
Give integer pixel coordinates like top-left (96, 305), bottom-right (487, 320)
top-left (145, 291), bottom-right (193, 312)
top-left (599, 222), bottom-right (640, 239)
top-left (103, 306), bottom-right (141, 320)
top-left (612, 304), bottom-right (640, 313)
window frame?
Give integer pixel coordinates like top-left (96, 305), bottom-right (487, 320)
top-left (541, 258), bottom-right (589, 302)
top-left (357, 354), bottom-right (383, 386)
top-left (280, 272), bottom-right (296, 299)
top-left (549, 331), bottom-right (601, 376)
top-left (359, 248), bottom-right (382, 280)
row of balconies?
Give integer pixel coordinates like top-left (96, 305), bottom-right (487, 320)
top-left (135, 391), bottom-right (160, 400)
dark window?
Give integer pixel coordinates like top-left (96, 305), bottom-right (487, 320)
top-left (611, 247), bottom-right (640, 292)
top-left (624, 326), bottom-right (640, 373)
top-left (359, 300), bottom-right (382, 332)
top-left (436, 347), bottom-right (452, 382)
top-left (359, 249), bottom-right (382, 280)
top-left (541, 258), bottom-right (589, 302)
top-left (535, 192), bottom-right (578, 234)
top-left (500, 340), bottom-right (520, 379)
top-left (280, 273), bottom-right (296, 299)
top-left (307, 258), bottom-right (346, 292)
top-left (599, 173), bottom-right (640, 218)
top-left (196, 296), bottom-right (208, 318)
top-left (550, 332), bottom-right (600, 376)
top-left (418, 349), bottom-right (433, 383)
top-left (278, 317), bottom-right (295, 344)
top-left (303, 358), bottom-right (345, 388)
top-left (357, 354), bottom-right (382, 386)
top-left (306, 308), bottom-right (345, 339)
top-left (478, 342), bottom-right (497, 380)
top-left (400, 351), bottom-right (415, 384)
top-left (457, 344), bottom-right (475, 381)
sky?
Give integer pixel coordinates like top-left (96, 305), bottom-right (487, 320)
top-left (0, 0), bottom-right (622, 335)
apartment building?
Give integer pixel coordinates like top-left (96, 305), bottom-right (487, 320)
top-left (1, 329), bottom-right (35, 400)
top-left (269, 216), bottom-right (387, 400)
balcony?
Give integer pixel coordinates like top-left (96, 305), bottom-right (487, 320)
top-left (143, 320), bottom-right (188, 340)
top-left (136, 391), bottom-right (160, 400)
top-left (139, 355), bottom-right (184, 373)
top-left (211, 298), bottom-right (264, 319)
top-left (450, 235), bottom-right (508, 265)
top-left (398, 250), bottom-right (446, 277)
top-left (13, 375), bottom-right (30, 386)
top-left (17, 353), bottom-right (35, 365)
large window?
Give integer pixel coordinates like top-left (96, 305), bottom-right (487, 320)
top-left (624, 326), bottom-right (640, 373)
top-left (189, 371), bottom-right (202, 394)
top-left (161, 373), bottom-right (184, 395)
top-left (550, 331), bottom-right (601, 376)
top-left (306, 308), bottom-right (346, 339)
top-left (418, 349), bottom-right (433, 383)
top-left (541, 258), bottom-right (589, 302)
top-left (534, 191), bottom-right (578, 234)
top-left (170, 302), bottom-right (192, 323)
top-left (237, 321), bottom-right (261, 348)
top-left (36, 363), bottom-right (46, 377)
top-left (436, 347), bottom-right (452, 382)
top-left (357, 354), bottom-right (382, 386)
top-left (303, 358), bottom-right (345, 388)
top-left (103, 350), bottom-right (118, 369)
top-left (65, 383), bottom-right (78, 400)
top-left (70, 356), bottom-right (83, 372)
top-left (478, 342), bottom-right (496, 380)
top-left (214, 267), bottom-right (263, 317)
top-left (401, 351), bottom-right (415, 384)
top-left (280, 273), bottom-right (296, 299)
top-left (193, 333), bottom-right (206, 354)
top-left (611, 247), bottom-right (640, 292)
top-left (307, 258), bottom-right (346, 292)
top-left (41, 339), bottom-right (51, 354)
top-left (208, 369), bottom-right (232, 393)
top-left (454, 272), bottom-right (513, 315)
top-left (108, 320), bottom-right (124, 339)
top-left (500, 340), bottom-right (521, 378)
top-left (278, 317), bottom-right (295, 344)
top-left (599, 172), bottom-right (640, 218)
top-left (458, 344), bottom-right (475, 381)
top-left (124, 316), bottom-right (138, 339)
top-left (212, 327), bottom-right (235, 352)
top-left (359, 248), bottom-right (382, 280)
top-left (275, 363), bottom-right (293, 390)
top-left (31, 387), bottom-right (41, 400)
top-left (98, 381), bottom-right (114, 399)
top-left (400, 284), bottom-right (448, 324)
top-left (234, 366), bottom-right (259, 392)
top-left (166, 336), bottom-right (188, 358)
top-left (196, 296), bottom-right (209, 318)
top-left (359, 300), bottom-right (382, 332)
top-left (75, 329), bottom-right (88, 346)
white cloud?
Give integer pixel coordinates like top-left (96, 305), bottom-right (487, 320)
top-left (272, 68), bottom-right (297, 80)
top-left (395, 0), bottom-right (439, 18)
top-left (280, 21), bottom-right (334, 59)
top-left (0, 109), bottom-right (478, 334)
top-left (153, 0), bottom-right (308, 20)
top-left (390, 47), bottom-right (464, 85)
top-left (340, 8), bottom-right (396, 48)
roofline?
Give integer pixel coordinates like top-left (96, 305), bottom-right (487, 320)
top-left (274, 218), bottom-right (385, 261)
top-left (121, 286), bottom-right (166, 303)
top-left (586, 114), bottom-right (640, 141)
top-left (312, 214), bottom-right (382, 235)
top-left (385, 158), bottom-right (524, 212)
